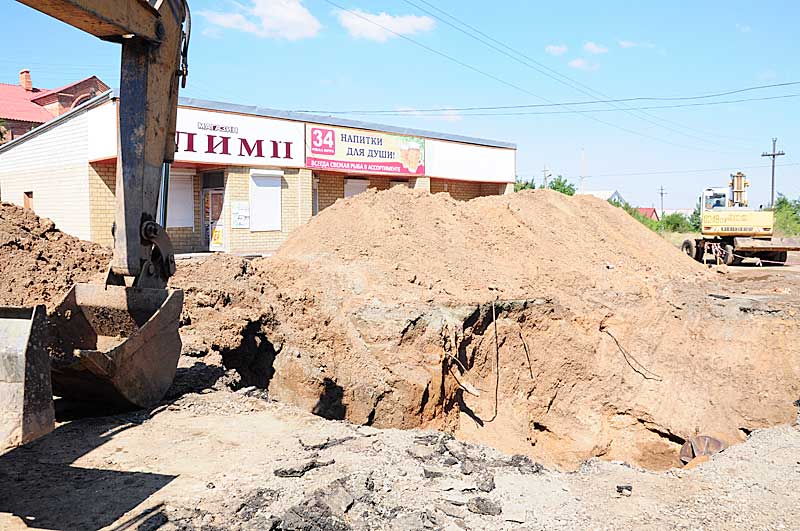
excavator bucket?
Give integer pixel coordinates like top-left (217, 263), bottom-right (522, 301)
top-left (0, 305), bottom-right (55, 455)
top-left (48, 284), bottom-right (184, 409)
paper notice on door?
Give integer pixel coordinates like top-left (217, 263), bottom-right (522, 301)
top-left (231, 201), bottom-right (250, 229)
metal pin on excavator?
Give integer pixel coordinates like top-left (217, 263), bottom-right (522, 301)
top-left (1, 0), bottom-right (190, 453)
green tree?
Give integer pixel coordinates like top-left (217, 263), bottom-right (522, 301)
top-left (540, 175), bottom-right (576, 196)
top-left (514, 177), bottom-right (536, 192)
top-left (774, 194), bottom-right (800, 235)
top-left (661, 212), bottom-right (692, 232)
top-left (689, 198), bottom-right (701, 232)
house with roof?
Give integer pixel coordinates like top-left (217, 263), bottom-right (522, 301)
top-left (0, 69), bottom-right (108, 143)
top-left (636, 207), bottom-right (659, 221)
top-left (576, 189), bottom-right (627, 205)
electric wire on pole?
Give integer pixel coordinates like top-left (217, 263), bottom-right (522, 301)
top-left (761, 138), bottom-right (785, 207)
top-left (659, 186), bottom-right (667, 231)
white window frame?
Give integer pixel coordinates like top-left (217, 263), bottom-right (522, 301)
top-left (249, 169), bottom-right (283, 232)
top-left (165, 170), bottom-right (195, 228)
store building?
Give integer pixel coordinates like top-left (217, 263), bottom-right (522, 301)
top-left (0, 90), bottom-right (516, 254)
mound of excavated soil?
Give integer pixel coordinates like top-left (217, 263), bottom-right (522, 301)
top-left (1, 191), bottom-right (797, 471)
top-left (0, 202), bottom-right (110, 308)
top-left (276, 187), bottom-right (701, 304)
top-left (174, 188), bottom-right (800, 471)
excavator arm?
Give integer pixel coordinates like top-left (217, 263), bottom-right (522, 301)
top-left (2, 0), bottom-right (190, 455)
top-left (18, 0), bottom-right (190, 286)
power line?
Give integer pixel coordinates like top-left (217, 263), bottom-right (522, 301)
top-left (294, 81), bottom-right (800, 114)
top-left (761, 138), bottom-right (786, 207)
top-left (396, 0), bottom-right (755, 150)
top-left (517, 162), bottom-right (800, 179)
top-left (321, 0), bottom-right (738, 153)
top-left (303, 93), bottom-right (800, 117)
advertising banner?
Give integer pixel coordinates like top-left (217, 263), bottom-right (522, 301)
top-left (306, 124), bottom-right (425, 175)
top-left (175, 107), bottom-right (305, 167)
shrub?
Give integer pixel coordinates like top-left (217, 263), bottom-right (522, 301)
top-left (774, 194), bottom-right (800, 235)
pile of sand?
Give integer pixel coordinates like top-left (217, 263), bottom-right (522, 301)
top-left (0, 202), bottom-right (109, 308)
top-left (173, 188), bottom-right (799, 470)
top-left (1, 190), bottom-right (797, 470)
top-left (276, 188), bottom-right (701, 304)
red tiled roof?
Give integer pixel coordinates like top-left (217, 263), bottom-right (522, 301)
top-left (636, 207), bottom-right (659, 220)
top-left (0, 83), bottom-right (53, 123)
top-left (29, 76), bottom-right (100, 102)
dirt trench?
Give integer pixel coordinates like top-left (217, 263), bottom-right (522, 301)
top-left (2, 191), bottom-right (798, 472)
top-left (167, 188), bottom-right (800, 470)
top-left (175, 273), bottom-right (799, 471)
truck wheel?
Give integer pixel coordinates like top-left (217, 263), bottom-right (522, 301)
top-left (694, 240), bottom-right (705, 262)
top-left (722, 244), bottom-right (736, 266)
top-left (681, 239), bottom-right (697, 261)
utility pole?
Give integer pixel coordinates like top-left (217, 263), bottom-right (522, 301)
top-left (658, 186), bottom-right (667, 230)
top-left (542, 164), bottom-right (551, 188)
top-left (761, 138), bottom-right (785, 208)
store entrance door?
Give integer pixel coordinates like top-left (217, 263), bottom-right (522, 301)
top-left (203, 188), bottom-right (224, 251)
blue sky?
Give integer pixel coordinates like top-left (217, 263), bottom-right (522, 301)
top-left (5, 0), bottom-right (799, 208)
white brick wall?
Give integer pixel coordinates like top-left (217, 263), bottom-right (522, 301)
top-left (0, 111), bottom-right (92, 239)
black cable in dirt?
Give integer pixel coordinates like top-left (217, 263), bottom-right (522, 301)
top-left (518, 328), bottom-right (534, 379)
top-left (603, 329), bottom-right (663, 382)
top-left (447, 353), bottom-right (469, 374)
top-left (448, 365), bottom-right (481, 397)
top-left (486, 299), bottom-right (501, 422)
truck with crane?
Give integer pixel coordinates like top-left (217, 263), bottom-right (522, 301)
top-left (681, 172), bottom-right (800, 265)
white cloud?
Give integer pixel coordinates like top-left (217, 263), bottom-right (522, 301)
top-left (198, 0), bottom-right (321, 40)
top-left (618, 40), bottom-right (655, 49)
top-left (736, 23), bottom-right (752, 33)
top-left (545, 44), bottom-right (568, 56)
top-left (568, 58), bottom-right (599, 71)
top-left (583, 41), bottom-right (608, 54)
top-left (201, 26), bottom-right (223, 39)
top-left (336, 9), bottom-right (435, 42)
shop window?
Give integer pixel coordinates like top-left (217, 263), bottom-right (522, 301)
top-left (390, 181), bottom-right (411, 188)
top-left (250, 170), bottom-right (282, 231)
top-left (165, 174), bottom-right (195, 228)
top-left (202, 171), bottom-right (224, 189)
top-left (344, 178), bottom-right (369, 198)
top-left (23, 191), bottom-right (33, 210)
